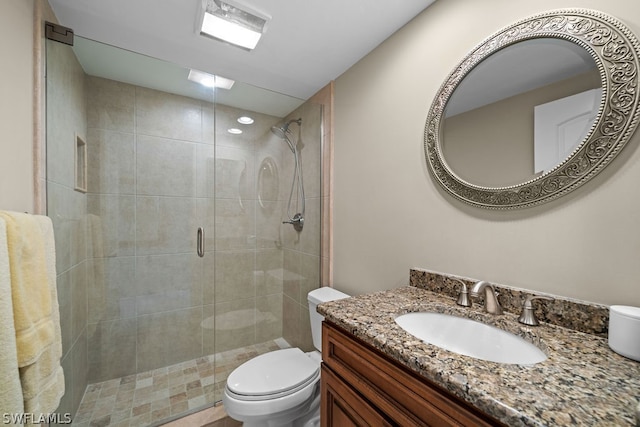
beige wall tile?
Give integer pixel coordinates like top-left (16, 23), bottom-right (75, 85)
top-left (135, 254), bottom-right (203, 315)
top-left (46, 42), bottom-right (87, 188)
top-left (282, 294), bottom-right (300, 348)
top-left (136, 135), bottom-right (196, 197)
top-left (282, 249), bottom-right (301, 301)
top-left (299, 253), bottom-right (320, 305)
top-left (87, 195), bottom-right (136, 257)
top-left (87, 194), bottom-right (136, 258)
top-left (255, 200), bottom-right (283, 250)
top-left (136, 87), bottom-right (202, 142)
top-left (215, 147), bottom-right (256, 201)
top-left (71, 328), bottom-right (89, 410)
top-left (86, 77), bottom-right (135, 133)
top-left (135, 196), bottom-right (198, 255)
top-left (213, 250), bottom-right (256, 303)
top-left (87, 129), bottom-right (135, 194)
top-left (56, 269), bottom-right (72, 356)
top-left (87, 257), bottom-right (136, 323)
top-left (47, 183), bottom-right (87, 272)
top-left (300, 104), bottom-right (323, 199)
top-left (298, 306), bottom-right (314, 352)
top-left (210, 299), bottom-right (256, 353)
top-left (255, 249), bottom-right (284, 296)
top-left (87, 318), bottom-right (137, 382)
top-left (195, 144), bottom-right (215, 198)
top-left (56, 352), bottom-right (74, 422)
top-left (136, 308), bottom-right (203, 372)
top-left (298, 197), bottom-right (321, 256)
top-left (215, 199), bottom-right (256, 251)
top-left (71, 262), bottom-right (88, 345)
top-left (201, 304), bottom-right (215, 354)
top-left (47, 182), bottom-right (71, 272)
top-left (256, 294), bottom-right (283, 341)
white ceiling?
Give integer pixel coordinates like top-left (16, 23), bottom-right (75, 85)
top-left (48, 0), bottom-right (436, 101)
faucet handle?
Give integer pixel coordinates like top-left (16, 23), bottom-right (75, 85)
top-left (452, 279), bottom-right (471, 307)
top-left (518, 295), bottom-right (553, 326)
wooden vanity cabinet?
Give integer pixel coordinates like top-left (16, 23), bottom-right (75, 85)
top-left (321, 321), bottom-right (504, 427)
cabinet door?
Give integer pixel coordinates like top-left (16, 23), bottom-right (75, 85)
top-left (321, 364), bottom-right (393, 427)
top-left (322, 321), bottom-right (503, 427)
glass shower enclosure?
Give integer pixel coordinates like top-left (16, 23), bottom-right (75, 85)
top-left (45, 33), bottom-right (323, 425)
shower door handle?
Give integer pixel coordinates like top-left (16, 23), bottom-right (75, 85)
top-left (197, 227), bottom-right (205, 257)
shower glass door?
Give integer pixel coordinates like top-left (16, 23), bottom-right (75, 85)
top-left (46, 34), bottom-right (221, 424)
top-left (211, 100), bottom-right (324, 394)
top-left (45, 31), bottom-right (318, 425)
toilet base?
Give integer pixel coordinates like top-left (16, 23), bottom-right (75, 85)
top-left (227, 384), bottom-right (320, 427)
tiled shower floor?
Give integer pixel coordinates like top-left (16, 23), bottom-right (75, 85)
top-left (72, 339), bottom-right (290, 427)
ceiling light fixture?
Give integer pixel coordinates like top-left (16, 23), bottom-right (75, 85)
top-left (200, 0), bottom-right (269, 51)
top-left (237, 116), bottom-right (254, 124)
top-left (228, 128), bottom-right (243, 134)
top-left (188, 69), bottom-right (235, 89)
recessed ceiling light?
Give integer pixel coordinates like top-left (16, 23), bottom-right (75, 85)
top-left (200, 0), bottom-right (269, 51)
top-left (237, 116), bottom-right (254, 124)
top-left (228, 128), bottom-right (243, 134)
top-left (187, 69), bottom-right (235, 90)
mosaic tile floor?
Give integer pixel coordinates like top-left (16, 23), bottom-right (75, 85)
top-left (73, 339), bottom-right (290, 427)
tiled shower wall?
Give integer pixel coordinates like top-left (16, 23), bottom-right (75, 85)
top-left (47, 50), bottom-right (325, 419)
top-left (45, 39), bottom-right (89, 418)
top-left (84, 76), bottom-right (217, 381)
top-left (83, 76), bottom-right (322, 382)
top-left (280, 103), bottom-right (324, 352)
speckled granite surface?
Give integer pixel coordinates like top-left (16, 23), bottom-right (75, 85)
top-left (317, 286), bottom-right (640, 426)
top-left (410, 268), bottom-right (610, 336)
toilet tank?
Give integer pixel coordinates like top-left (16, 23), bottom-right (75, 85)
top-left (308, 287), bottom-right (349, 351)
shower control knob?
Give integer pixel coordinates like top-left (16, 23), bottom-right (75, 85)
top-left (283, 213), bottom-right (304, 232)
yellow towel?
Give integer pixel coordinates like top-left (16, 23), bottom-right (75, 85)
top-left (0, 211), bottom-right (54, 366)
top-left (20, 214), bottom-right (64, 418)
top-left (0, 211), bottom-right (64, 418)
top-left (0, 216), bottom-right (25, 419)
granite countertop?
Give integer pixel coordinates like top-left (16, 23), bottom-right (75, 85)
top-left (317, 286), bottom-right (640, 426)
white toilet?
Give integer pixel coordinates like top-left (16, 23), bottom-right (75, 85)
top-left (222, 287), bottom-right (349, 427)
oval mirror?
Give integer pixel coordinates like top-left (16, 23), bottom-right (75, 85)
top-left (424, 9), bottom-right (640, 209)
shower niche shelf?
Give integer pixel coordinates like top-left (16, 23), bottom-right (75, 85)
top-left (74, 132), bottom-right (87, 193)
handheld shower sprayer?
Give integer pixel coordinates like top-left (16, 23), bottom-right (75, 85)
top-left (270, 118), bottom-right (305, 231)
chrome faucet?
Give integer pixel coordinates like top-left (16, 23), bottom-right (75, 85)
top-left (470, 281), bottom-right (503, 315)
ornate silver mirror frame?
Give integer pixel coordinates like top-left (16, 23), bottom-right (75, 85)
top-left (424, 9), bottom-right (640, 209)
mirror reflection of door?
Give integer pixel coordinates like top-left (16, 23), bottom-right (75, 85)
top-left (441, 38), bottom-right (600, 188)
top-left (534, 88), bottom-right (602, 174)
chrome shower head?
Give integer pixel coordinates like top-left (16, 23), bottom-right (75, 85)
top-left (271, 118), bottom-right (302, 152)
top-left (270, 125), bottom-right (288, 139)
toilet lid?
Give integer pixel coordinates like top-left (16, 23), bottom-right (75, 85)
top-left (226, 348), bottom-right (319, 399)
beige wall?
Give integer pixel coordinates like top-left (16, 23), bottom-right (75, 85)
top-left (0, 0), bottom-right (35, 213)
top-left (333, 0), bottom-right (640, 306)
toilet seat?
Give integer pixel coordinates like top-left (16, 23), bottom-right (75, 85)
top-left (226, 348), bottom-right (320, 401)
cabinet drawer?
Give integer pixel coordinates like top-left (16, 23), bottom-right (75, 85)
top-left (322, 321), bottom-right (502, 427)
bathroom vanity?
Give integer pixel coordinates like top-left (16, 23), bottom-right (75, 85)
top-left (321, 321), bottom-right (502, 426)
top-left (317, 277), bottom-right (640, 426)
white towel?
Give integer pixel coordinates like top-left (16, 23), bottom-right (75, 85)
top-left (0, 216), bottom-right (25, 420)
top-left (19, 214), bottom-right (64, 418)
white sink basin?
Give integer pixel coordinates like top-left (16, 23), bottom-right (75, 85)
top-left (395, 312), bottom-right (547, 365)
